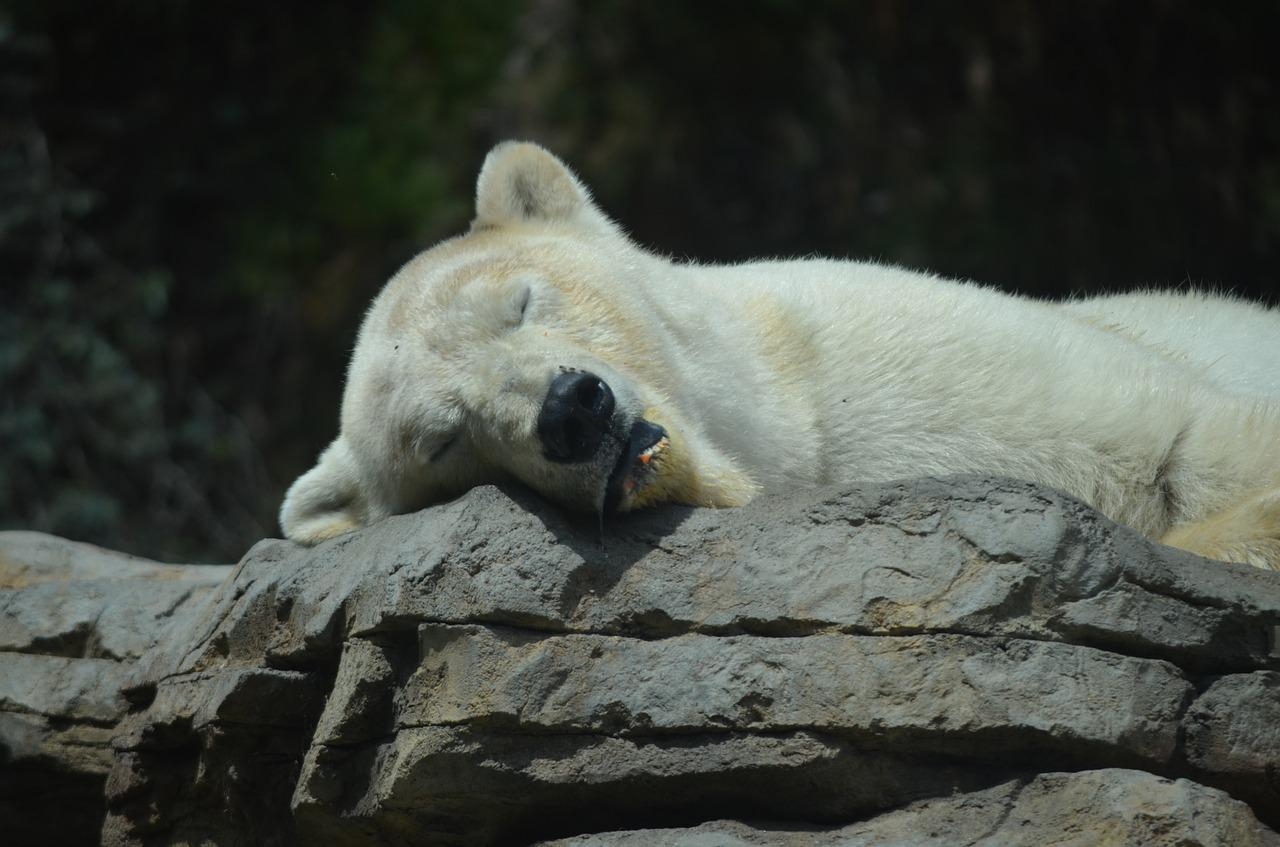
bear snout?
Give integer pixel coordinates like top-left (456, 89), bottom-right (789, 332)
top-left (537, 370), bottom-right (615, 463)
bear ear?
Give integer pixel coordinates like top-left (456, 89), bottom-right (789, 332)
top-left (279, 437), bottom-right (368, 546)
top-left (472, 141), bottom-right (616, 233)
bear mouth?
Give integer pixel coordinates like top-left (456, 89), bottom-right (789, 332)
top-left (603, 419), bottom-right (669, 512)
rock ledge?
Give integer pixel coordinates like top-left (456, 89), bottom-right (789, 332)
top-left (4, 477), bottom-right (1279, 845)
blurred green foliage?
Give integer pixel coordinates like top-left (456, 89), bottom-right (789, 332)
top-left (3, 1), bottom-right (1279, 562)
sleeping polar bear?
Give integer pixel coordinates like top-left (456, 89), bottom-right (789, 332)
top-left (281, 141), bottom-right (1280, 570)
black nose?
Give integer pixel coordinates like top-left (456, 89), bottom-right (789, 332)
top-left (537, 371), bottom-right (615, 463)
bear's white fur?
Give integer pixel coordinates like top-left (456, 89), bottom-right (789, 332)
top-left (281, 141), bottom-right (1280, 570)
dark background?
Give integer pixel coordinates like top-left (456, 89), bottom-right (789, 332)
top-left (3, 1), bottom-right (1278, 563)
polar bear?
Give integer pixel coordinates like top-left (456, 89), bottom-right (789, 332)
top-left (281, 141), bottom-right (1280, 570)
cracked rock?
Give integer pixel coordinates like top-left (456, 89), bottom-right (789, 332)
top-left (0, 532), bottom-right (231, 845)
top-left (5, 478), bottom-right (1280, 845)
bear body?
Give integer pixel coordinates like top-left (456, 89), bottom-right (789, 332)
top-left (282, 142), bottom-right (1280, 570)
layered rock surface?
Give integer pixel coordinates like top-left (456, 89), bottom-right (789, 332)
top-left (0, 532), bottom-right (231, 844)
top-left (3, 477), bottom-right (1279, 845)
top-left (538, 770), bottom-right (1278, 846)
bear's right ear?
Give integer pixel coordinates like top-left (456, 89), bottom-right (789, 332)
top-left (472, 141), bottom-right (616, 234)
top-left (279, 437), bottom-right (368, 546)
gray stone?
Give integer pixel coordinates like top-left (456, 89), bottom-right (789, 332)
top-left (96, 478), bottom-right (1280, 845)
top-left (1183, 671), bottom-right (1280, 816)
top-left (539, 769), bottom-right (1280, 846)
top-left (0, 531), bottom-right (231, 846)
top-left (293, 726), bottom-right (1016, 846)
top-left (0, 530), bottom-right (231, 661)
top-left (401, 626), bottom-right (1190, 763)
top-left (5, 479), bottom-right (1280, 845)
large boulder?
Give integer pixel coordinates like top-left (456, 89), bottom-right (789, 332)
top-left (5, 477), bottom-right (1280, 845)
top-left (0, 532), bottom-right (231, 844)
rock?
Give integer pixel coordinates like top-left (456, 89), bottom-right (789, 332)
top-left (400, 626), bottom-right (1191, 762)
top-left (5, 479), bottom-right (1280, 845)
top-left (93, 478), bottom-right (1280, 846)
top-left (0, 531), bottom-right (231, 661)
top-left (537, 770), bottom-right (1280, 846)
top-left (1182, 671), bottom-right (1280, 815)
top-left (0, 532), bottom-right (230, 846)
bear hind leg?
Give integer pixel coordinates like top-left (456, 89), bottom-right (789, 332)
top-left (1160, 488), bottom-right (1280, 571)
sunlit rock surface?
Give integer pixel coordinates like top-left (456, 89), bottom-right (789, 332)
top-left (4, 478), bottom-right (1278, 845)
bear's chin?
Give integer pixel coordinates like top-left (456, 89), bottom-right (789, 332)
top-left (603, 419), bottom-right (669, 512)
